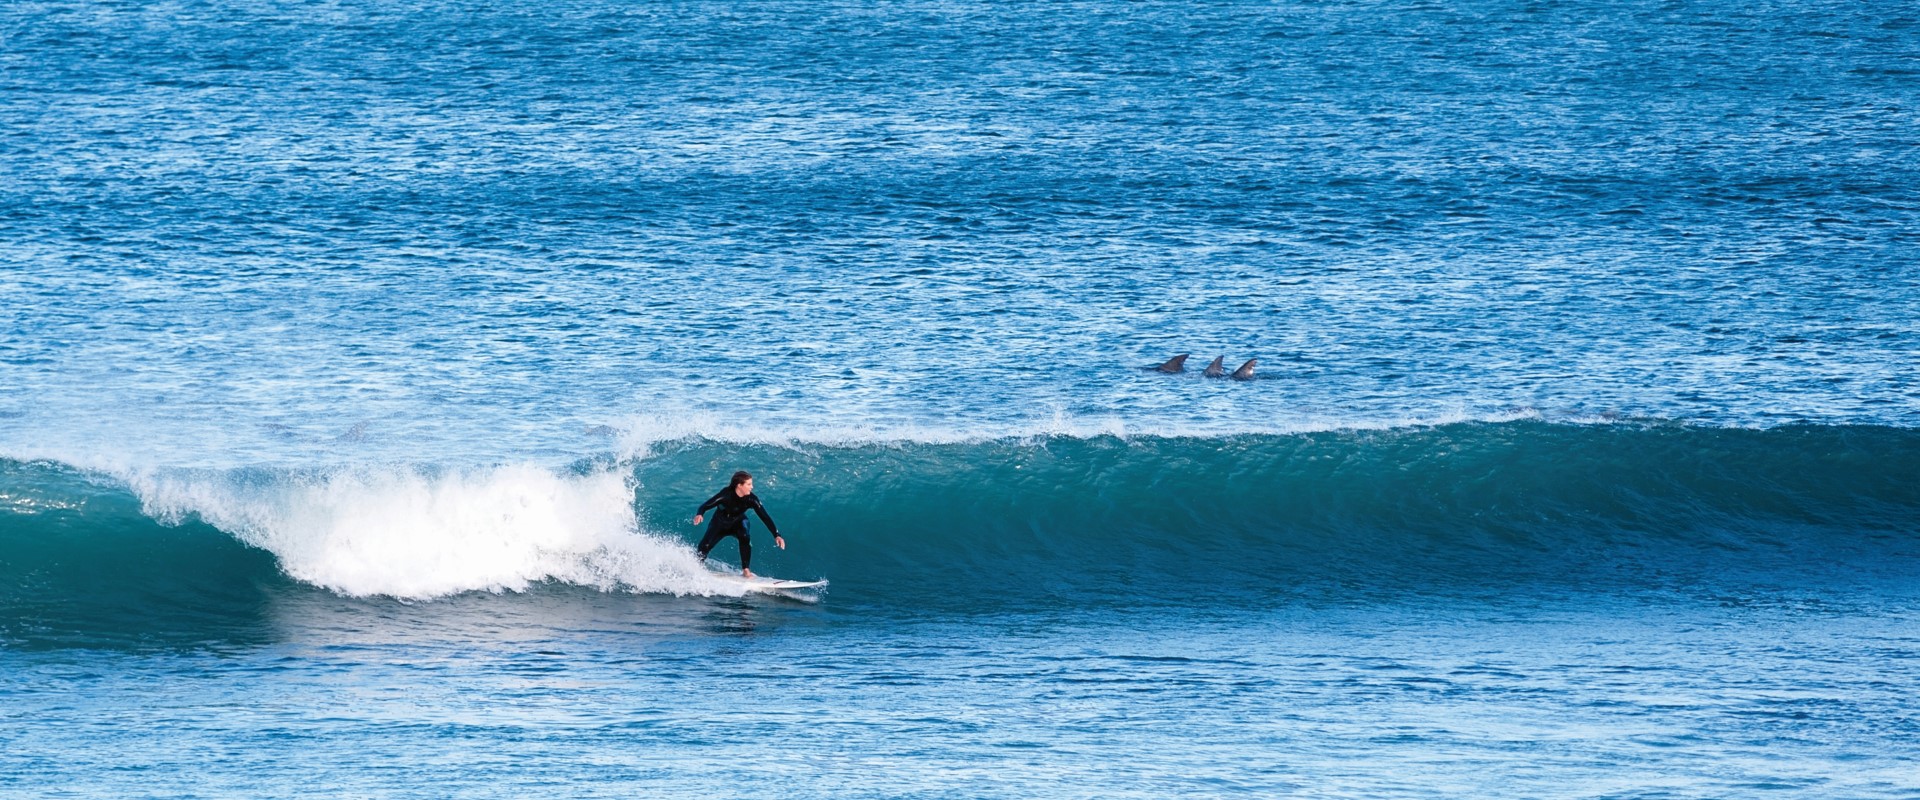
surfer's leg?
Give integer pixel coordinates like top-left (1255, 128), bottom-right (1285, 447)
top-left (695, 528), bottom-right (727, 561)
top-left (735, 532), bottom-right (752, 571)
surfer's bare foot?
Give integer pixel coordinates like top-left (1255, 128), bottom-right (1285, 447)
top-left (742, 569), bottom-right (756, 579)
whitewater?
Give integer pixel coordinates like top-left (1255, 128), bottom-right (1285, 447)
top-left (4, 0), bottom-right (1919, 797)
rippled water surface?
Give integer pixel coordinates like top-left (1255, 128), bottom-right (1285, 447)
top-left (3, 1), bottom-right (1919, 797)
top-left (7, 591), bottom-right (1919, 799)
top-left (4, 0), bottom-right (1918, 464)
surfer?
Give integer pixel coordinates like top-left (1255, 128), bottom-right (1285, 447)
top-left (691, 470), bottom-right (784, 579)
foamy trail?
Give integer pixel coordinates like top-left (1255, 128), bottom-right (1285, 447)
top-left (121, 463), bottom-right (744, 600)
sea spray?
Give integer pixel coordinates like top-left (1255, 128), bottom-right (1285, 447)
top-left (120, 463), bottom-right (724, 599)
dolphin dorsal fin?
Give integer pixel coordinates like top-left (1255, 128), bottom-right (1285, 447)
top-left (1203, 356), bottom-right (1225, 377)
top-left (1231, 358), bottom-right (1256, 380)
top-left (1154, 354), bottom-right (1190, 373)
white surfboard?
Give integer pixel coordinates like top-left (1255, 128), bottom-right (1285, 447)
top-left (713, 574), bottom-right (827, 592)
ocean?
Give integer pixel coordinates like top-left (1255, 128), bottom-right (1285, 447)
top-left (3, 0), bottom-right (1918, 797)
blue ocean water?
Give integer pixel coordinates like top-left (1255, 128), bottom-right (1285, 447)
top-left (4, 0), bottom-right (1919, 797)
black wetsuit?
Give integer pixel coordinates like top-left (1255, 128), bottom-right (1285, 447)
top-left (695, 488), bottom-right (779, 570)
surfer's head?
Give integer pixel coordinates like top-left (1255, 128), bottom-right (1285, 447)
top-left (730, 470), bottom-right (754, 496)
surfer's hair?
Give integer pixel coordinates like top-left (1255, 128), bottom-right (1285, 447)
top-left (729, 470), bottom-right (753, 489)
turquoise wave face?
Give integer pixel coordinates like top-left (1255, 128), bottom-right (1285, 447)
top-left (0, 460), bottom-right (284, 648)
top-left (631, 422), bottom-right (1920, 603)
top-left (6, 422), bottom-right (1917, 643)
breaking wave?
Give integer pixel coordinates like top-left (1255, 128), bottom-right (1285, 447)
top-left (3, 420), bottom-right (1917, 615)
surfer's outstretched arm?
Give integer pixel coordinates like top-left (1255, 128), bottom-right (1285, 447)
top-left (752, 497), bottom-right (785, 549)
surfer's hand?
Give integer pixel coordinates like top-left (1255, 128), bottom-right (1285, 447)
top-left (774, 536), bottom-right (786, 550)
top-left (692, 514), bottom-right (703, 526)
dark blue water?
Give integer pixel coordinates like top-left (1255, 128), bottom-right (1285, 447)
top-left (4, 1), bottom-right (1919, 796)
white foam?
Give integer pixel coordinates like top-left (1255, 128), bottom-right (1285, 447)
top-left (122, 463), bottom-right (751, 600)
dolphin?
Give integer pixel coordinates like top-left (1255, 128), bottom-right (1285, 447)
top-left (1152, 354), bottom-right (1190, 373)
top-left (1230, 358), bottom-right (1256, 381)
top-left (1203, 356), bottom-right (1225, 378)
